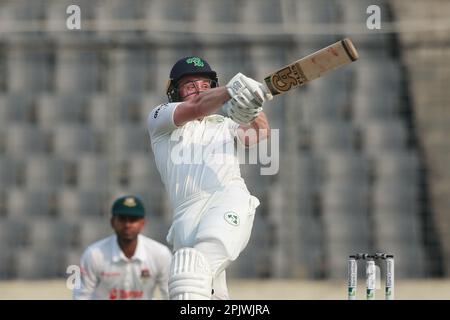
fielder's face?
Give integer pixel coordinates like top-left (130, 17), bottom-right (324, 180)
top-left (178, 75), bottom-right (213, 102)
top-left (111, 216), bottom-right (145, 242)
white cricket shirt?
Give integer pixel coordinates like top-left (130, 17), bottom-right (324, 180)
top-left (147, 102), bottom-right (249, 211)
top-left (73, 234), bottom-right (172, 300)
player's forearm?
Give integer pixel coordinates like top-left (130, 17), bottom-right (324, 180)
top-left (193, 87), bottom-right (230, 117)
top-left (251, 112), bottom-right (270, 137)
top-left (237, 112), bottom-right (270, 146)
top-left (174, 87), bottom-right (230, 126)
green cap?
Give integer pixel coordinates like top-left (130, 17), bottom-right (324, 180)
top-left (111, 195), bottom-right (145, 218)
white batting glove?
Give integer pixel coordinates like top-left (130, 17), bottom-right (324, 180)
top-left (226, 73), bottom-right (273, 110)
top-left (222, 98), bottom-right (263, 125)
top-left (240, 75), bottom-right (273, 102)
top-left (224, 73), bottom-right (272, 125)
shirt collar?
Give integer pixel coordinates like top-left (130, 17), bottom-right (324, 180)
top-left (111, 234), bottom-right (147, 263)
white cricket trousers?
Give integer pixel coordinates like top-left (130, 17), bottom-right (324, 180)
top-left (167, 183), bottom-right (260, 299)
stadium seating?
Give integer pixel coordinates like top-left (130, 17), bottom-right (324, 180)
top-left (146, 0), bottom-right (196, 22)
top-left (37, 94), bottom-right (89, 129)
top-left (8, 189), bottom-right (58, 218)
top-left (26, 218), bottom-right (78, 250)
top-left (195, 0), bottom-right (242, 24)
top-left (362, 120), bottom-right (409, 154)
top-left (7, 49), bottom-right (52, 93)
top-left (23, 156), bottom-right (66, 189)
top-left (116, 95), bottom-right (146, 124)
top-left (0, 218), bottom-right (28, 248)
top-left (0, 0), bottom-right (46, 23)
top-left (95, 0), bottom-right (145, 40)
top-left (355, 56), bottom-right (402, 91)
top-left (203, 45), bottom-right (254, 88)
top-left (58, 189), bottom-right (109, 219)
top-left (0, 94), bottom-right (36, 124)
top-left (109, 125), bottom-right (152, 159)
top-left (142, 214), bottom-right (170, 244)
top-left (88, 94), bottom-right (115, 131)
top-left (301, 91), bottom-right (348, 123)
top-left (0, 0), bottom-right (432, 280)
top-left (374, 151), bottom-right (421, 184)
top-left (54, 49), bottom-right (102, 93)
top-left (297, 152), bottom-right (319, 191)
top-left (321, 151), bottom-right (371, 185)
top-left (108, 50), bottom-right (155, 94)
top-left (0, 156), bottom-right (16, 188)
top-left (78, 218), bottom-right (113, 249)
top-left (321, 183), bottom-right (370, 241)
top-left (373, 182), bottom-right (420, 216)
top-left (0, 248), bottom-right (15, 279)
top-left (63, 247), bottom-right (85, 268)
top-left (6, 124), bottom-right (50, 157)
top-left (295, 0), bottom-right (339, 24)
top-left (352, 87), bottom-right (401, 124)
top-left (241, 0), bottom-right (283, 24)
top-left (249, 45), bottom-right (286, 83)
top-left (127, 152), bottom-right (160, 186)
top-left (15, 247), bottom-right (66, 279)
top-left (53, 124), bottom-right (101, 159)
top-left (311, 121), bottom-right (357, 153)
top-left (76, 154), bottom-right (112, 190)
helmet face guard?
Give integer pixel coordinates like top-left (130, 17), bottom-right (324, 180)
top-left (167, 76), bottom-right (218, 102)
top-left (166, 56), bottom-right (219, 102)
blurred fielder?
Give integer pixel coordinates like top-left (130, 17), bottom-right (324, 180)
top-left (73, 195), bottom-right (172, 300)
top-left (147, 56), bottom-right (272, 299)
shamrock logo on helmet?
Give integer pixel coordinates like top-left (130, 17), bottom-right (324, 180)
top-left (186, 57), bottom-right (204, 67)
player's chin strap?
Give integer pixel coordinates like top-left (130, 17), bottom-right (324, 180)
top-left (169, 248), bottom-right (213, 300)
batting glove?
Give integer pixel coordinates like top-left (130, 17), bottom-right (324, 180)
top-left (222, 99), bottom-right (263, 125)
top-left (226, 73), bottom-right (273, 110)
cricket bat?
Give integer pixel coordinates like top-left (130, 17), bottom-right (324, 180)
top-left (263, 38), bottom-right (359, 97)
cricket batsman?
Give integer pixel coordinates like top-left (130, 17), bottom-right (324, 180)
top-left (147, 56), bottom-right (273, 299)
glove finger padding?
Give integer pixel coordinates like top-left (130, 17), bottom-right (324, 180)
top-left (240, 75), bottom-right (274, 102)
top-left (240, 76), bottom-right (265, 104)
top-left (223, 100), bottom-right (262, 125)
top-left (240, 89), bottom-right (263, 108)
top-left (234, 105), bottom-right (262, 116)
top-left (225, 73), bottom-right (268, 125)
top-left (230, 109), bottom-right (257, 125)
top-left (226, 73), bottom-right (269, 109)
top-left (231, 98), bottom-right (262, 114)
top-left (230, 97), bottom-right (263, 117)
top-left (231, 89), bottom-right (263, 110)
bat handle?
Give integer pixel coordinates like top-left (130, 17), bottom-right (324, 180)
top-left (260, 84), bottom-right (274, 101)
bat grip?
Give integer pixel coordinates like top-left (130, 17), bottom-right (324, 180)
top-left (260, 84), bottom-right (273, 101)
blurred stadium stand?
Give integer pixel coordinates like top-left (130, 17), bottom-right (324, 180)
top-left (0, 0), bottom-right (448, 282)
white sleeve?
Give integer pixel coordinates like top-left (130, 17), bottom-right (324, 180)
top-left (72, 249), bottom-right (99, 300)
top-left (156, 247), bottom-right (172, 300)
top-left (147, 103), bottom-right (181, 141)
